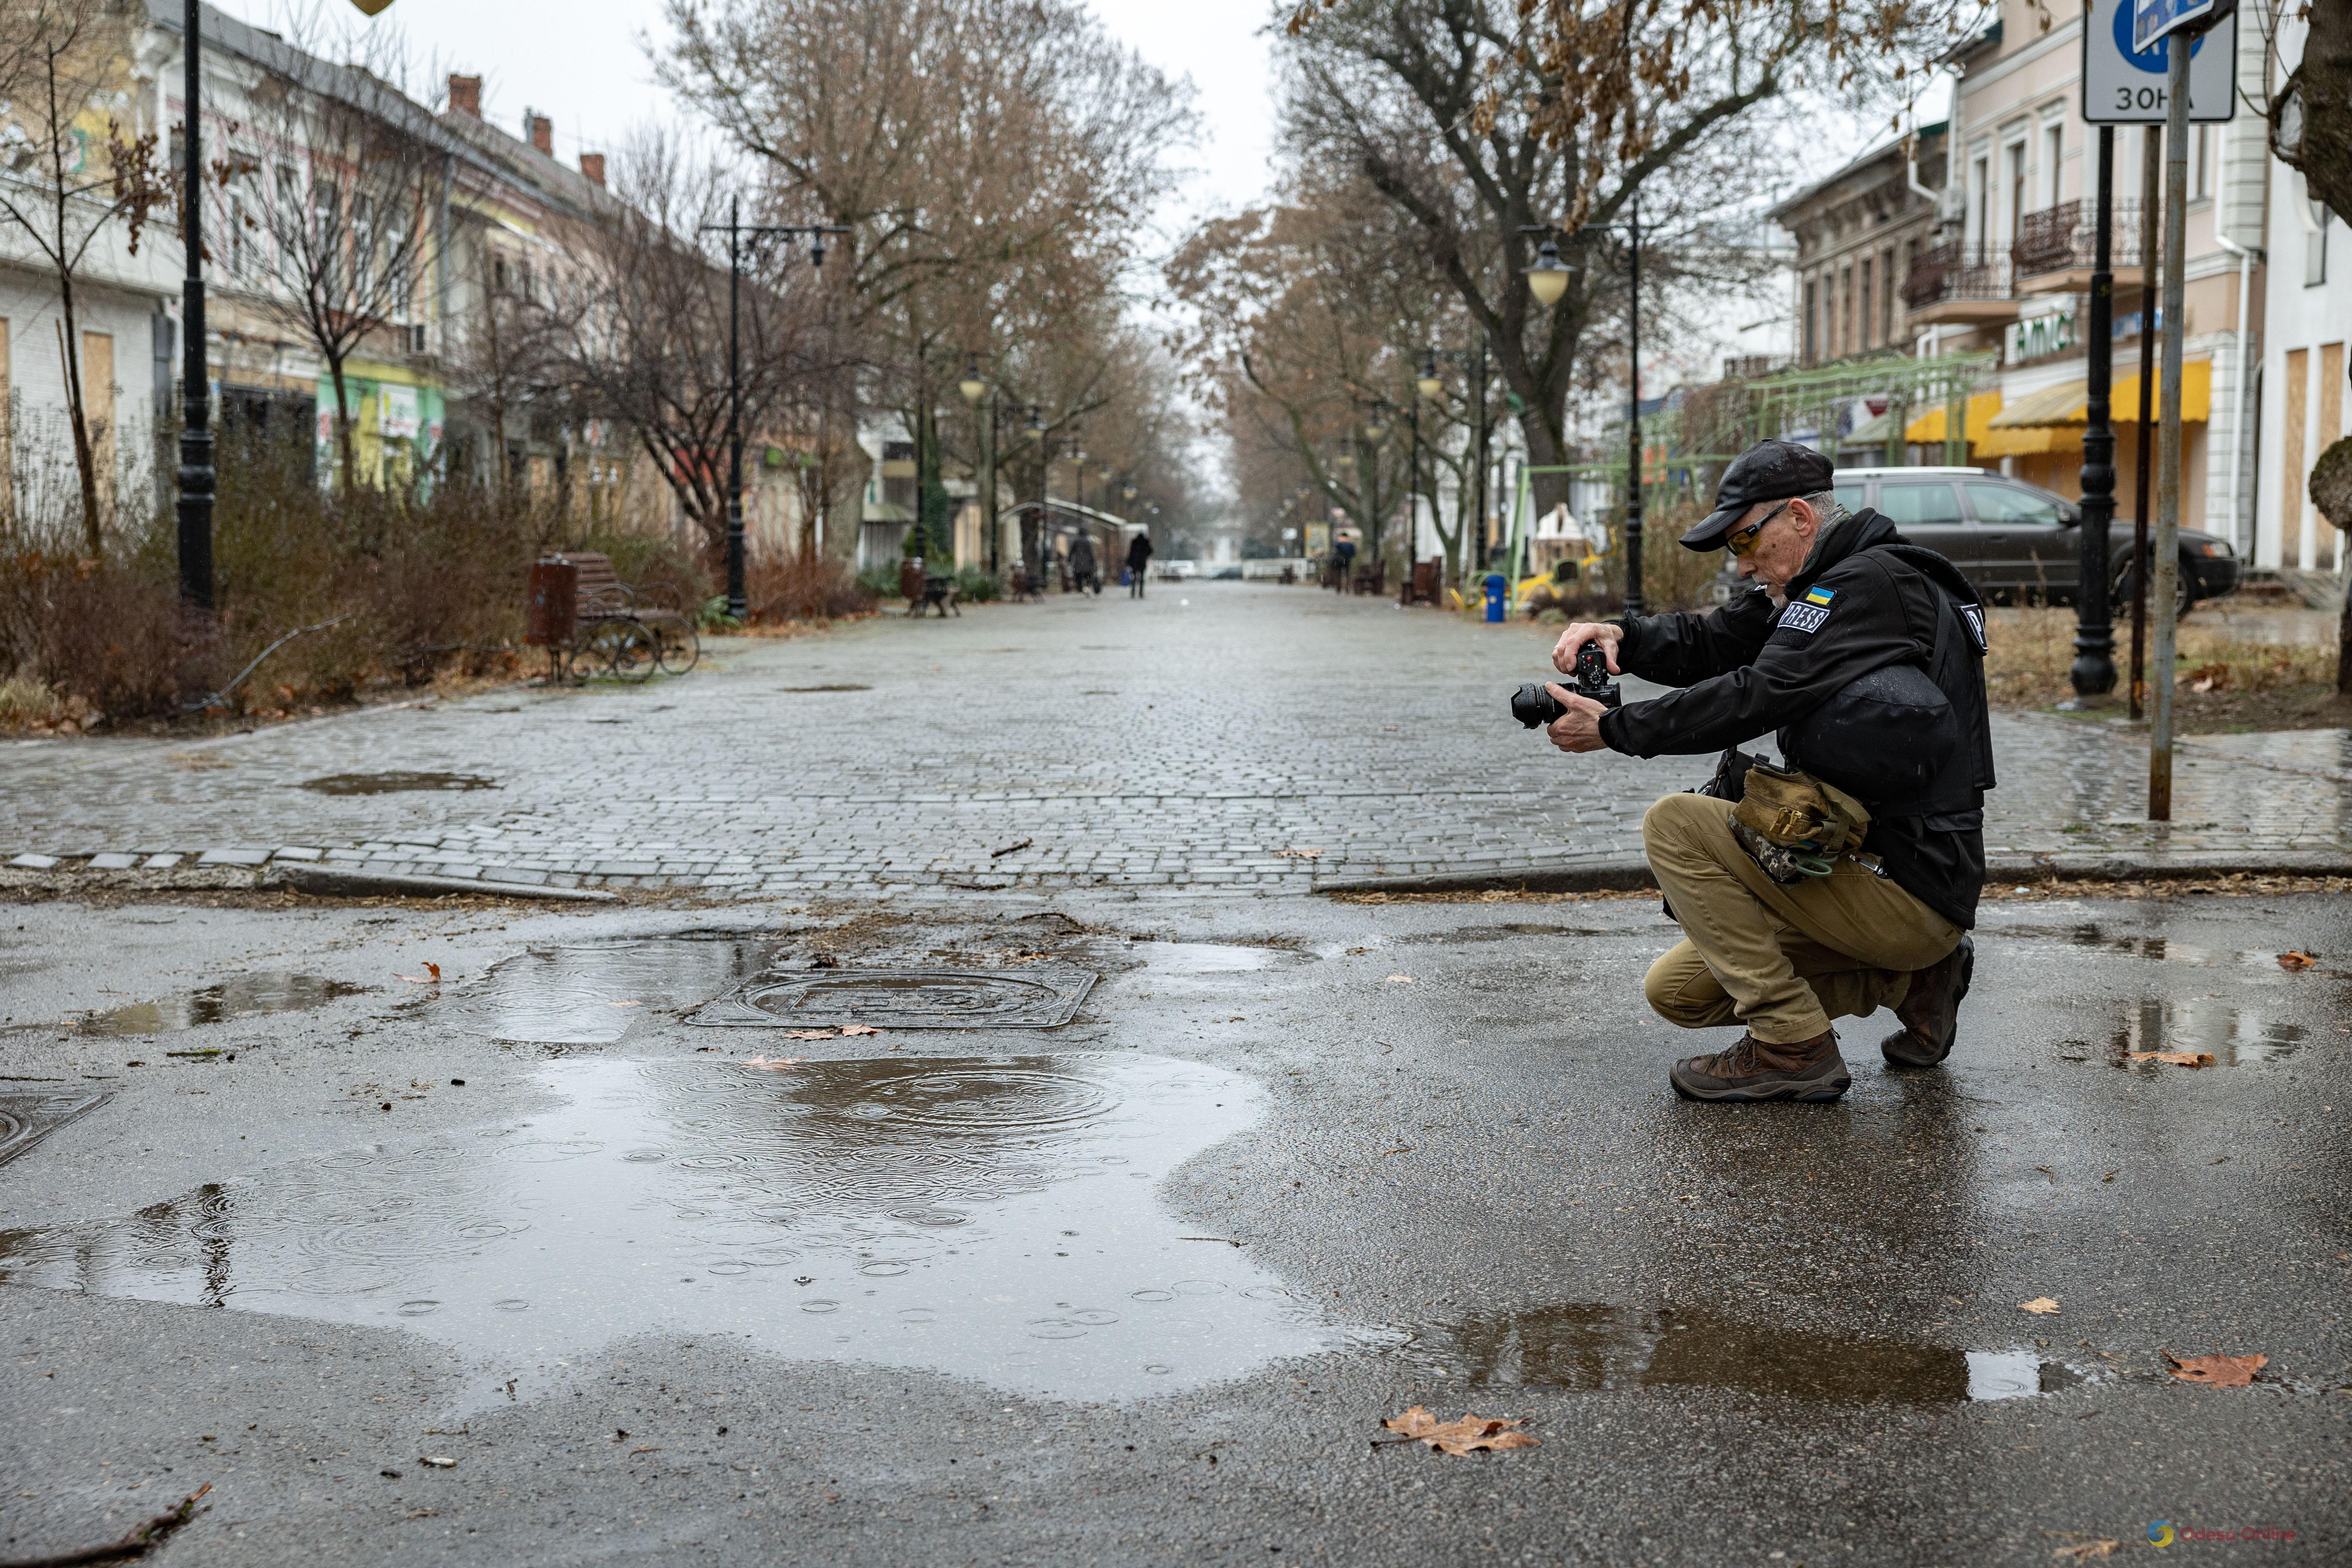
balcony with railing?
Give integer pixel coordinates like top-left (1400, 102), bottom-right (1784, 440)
top-left (2011, 199), bottom-right (2147, 293)
top-left (1901, 242), bottom-right (2018, 325)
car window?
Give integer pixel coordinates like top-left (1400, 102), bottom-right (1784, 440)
top-left (1875, 481), bottom-right (1964, 527)
top-left (1964, 482), bottom-right (2063, 528)
top-left (1832, 483), bottom-right (1868, 514)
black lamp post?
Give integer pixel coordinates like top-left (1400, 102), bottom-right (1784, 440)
top-left (2067, 128), bottom-right (2119, 704)
top-left (698, 200), bottom-right (846, 619)
top-left (1525, 204), bottom-right (1644, 615)
top-left (1418, 346), bottom-right (1491, 585)
top-left (177, 0), bottom-right (213, 611)
top-left (959, 356), bottom-right (994, 575)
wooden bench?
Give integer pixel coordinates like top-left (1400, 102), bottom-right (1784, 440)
top-left (1350, 559), bottom-right (1387, 597)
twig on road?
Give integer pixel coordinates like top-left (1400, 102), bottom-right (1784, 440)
top-left (989, 838), bottom-right (1035, 858)
top-left (0, 1482), bottom-right (210, 1568)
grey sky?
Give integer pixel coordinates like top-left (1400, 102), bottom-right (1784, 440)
top-left (214, 0), bottom-right (1282, 225)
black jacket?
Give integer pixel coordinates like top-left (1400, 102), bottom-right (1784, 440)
top-left (1597, 508), bottom-right (1994, 929)
top-left (1127, 534), bottom-right (1154, 570)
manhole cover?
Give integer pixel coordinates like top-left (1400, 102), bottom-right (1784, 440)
top-left (301, 772), bottom-right (498, 795)
top-left (693, 967), bottom-right (1096, 1030)
top-left (0, 1090), bottom-right (110, 1166)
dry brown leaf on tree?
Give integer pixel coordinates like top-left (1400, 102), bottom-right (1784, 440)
top-left (2127, 1050), bottom-right (2217, 1068)
top-left (2277, 950), bottom-right (2317, 971)
top-left (2165, 1351), bottom-right (2266, 1387)
top-left (1381, 1406), bottom-right (1539, 1456)
top-left (2018, 1297), bottom-right (2061, 1315)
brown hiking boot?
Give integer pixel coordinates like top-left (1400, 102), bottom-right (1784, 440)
top-left (1669, 1030), bottom-right (1850, 1103)
top-left (1880, 935), bottom-right (1974, 1069)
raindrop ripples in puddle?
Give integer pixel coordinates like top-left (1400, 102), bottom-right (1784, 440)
top-left (0, 1054), bottom-right (1360, 1402)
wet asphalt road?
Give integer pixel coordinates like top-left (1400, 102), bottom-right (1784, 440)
top-left (2, 884), bottom-right (2348, 1565)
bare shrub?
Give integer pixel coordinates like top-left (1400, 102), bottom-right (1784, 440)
top-left (746, 552), bottom-right (875, 623)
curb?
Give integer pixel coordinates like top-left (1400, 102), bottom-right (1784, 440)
top-left (1319, 850), bottom-right (2352, 898)
top-left (260, 864), bottom-right (619, 903)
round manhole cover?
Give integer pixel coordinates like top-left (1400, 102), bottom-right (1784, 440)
top-left (717, 968), bottom-right (1094, 1030)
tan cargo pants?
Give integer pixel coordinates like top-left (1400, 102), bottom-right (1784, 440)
top-left (1640, 792), bottom-right (1963, 1045)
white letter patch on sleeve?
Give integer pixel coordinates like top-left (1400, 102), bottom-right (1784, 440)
top-left (1777, 584), bottom-right (1835, 634)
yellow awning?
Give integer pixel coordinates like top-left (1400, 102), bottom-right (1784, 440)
top-left (1987, 380), bottom-right (2089, 429)
top-left (1974, 423), bottom-right (2082, 458)
top-left (1979, 361), bottom-right (2211, 431)
top-left (1903, 391), bottom-right (2004, 446)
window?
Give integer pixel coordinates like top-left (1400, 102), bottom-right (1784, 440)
top-left (1964, 482), bottom-right (2062, 528)
top-left (1881, 248), bottom-right (1897, 341)
top-left (1840, 263), bottom-right (1854, 355)
top-left (1803, 276), bottom-right (1818, 361)
top-left (1832, 483), bottom-right (1868, 513)
top-left (1876, 481), bottom-right (1964, 527)
top-left (2193, 126), bottom-right (2211, 200)
top-left (1859, 258), bottom-right (1874, 349)
top-left (2006, 140), bottom-right (2028, 243)
top-left (1971, 155), bottom-right (1991, 246)
top-left (2043, 122), bottom-right (2064, 207)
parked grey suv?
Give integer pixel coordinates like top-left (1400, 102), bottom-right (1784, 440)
top-left (1830, 467), bottom-right (2239, 611)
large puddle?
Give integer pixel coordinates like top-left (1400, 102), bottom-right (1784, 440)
top-left (1406, 1303), bottom-right (2086, 1405)
top-left (2070, 997), bottom-right (2309, 1067)
top-left (441, 938), bottom-right (779, 1045)
top-left (0, 1054), bottom-right (1359, 1403)
top-left (65, 974), bottom-right (371, 1037)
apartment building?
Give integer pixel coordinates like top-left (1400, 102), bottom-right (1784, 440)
top-left (1775, 126), bottom-right (1948, 369)
top-left (2252, 7), bottom-right (2348, 575)
top-left (1900, 0), bottom-right (2265, 547)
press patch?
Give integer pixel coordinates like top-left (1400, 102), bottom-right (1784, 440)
top-left (1959, 603), bottom-right (1988, 652)
top-left (1778, 601), bottom-right (1831, 634)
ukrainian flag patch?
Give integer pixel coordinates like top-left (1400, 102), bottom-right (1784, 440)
top-left (1802, 585), bottom-right (1836, 607)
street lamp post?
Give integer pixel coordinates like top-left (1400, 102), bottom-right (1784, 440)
top-left (177, 0), bottom-right (213, 611)
top-left (2066, 126), bottom-right (2119, 705)
top-left (1356, 398), bottom-right (1390, 562)
top-left (698, 201), bottom-right (847, 619)
top-left (1526, 204), bottom-right (1645, 615)
top-left (959, 357), bottom-right (994, 576)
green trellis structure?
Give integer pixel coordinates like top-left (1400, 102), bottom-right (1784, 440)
top-left (1513, 350), bottom-right (2003, 604)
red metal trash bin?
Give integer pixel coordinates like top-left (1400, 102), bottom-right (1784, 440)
top-left (526, 557), bottom-right (579, 646)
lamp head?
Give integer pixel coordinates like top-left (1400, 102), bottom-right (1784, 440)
top-left (1526, 235), bottom-right (1570, 308)
top-left (959, 356), bottom-right (986, 406)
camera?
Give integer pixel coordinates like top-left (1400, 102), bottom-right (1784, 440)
top-left (1511, 641), bottom-right (1621, 728)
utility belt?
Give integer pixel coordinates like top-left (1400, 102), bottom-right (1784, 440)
top-left (1695, 749), bottom-right (1872, 884)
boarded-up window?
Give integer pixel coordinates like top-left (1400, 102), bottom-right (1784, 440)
top-left (81, 330), bottom-right (113, 516)
top-left (2283, 347), bottom-right (2308, 568)
top-left (2318, 343), bottom-right (2344, 570)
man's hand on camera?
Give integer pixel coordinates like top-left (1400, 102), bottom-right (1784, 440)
top-left (1550, 621), bottom-right (1623, 676)
top-left (1544, 685), bottom-right (1610, 753)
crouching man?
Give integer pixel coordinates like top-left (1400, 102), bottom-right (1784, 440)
top-left (1544, 440), bottom-right (1994, 1102)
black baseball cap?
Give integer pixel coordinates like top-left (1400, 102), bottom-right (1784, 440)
top-left (1679, 439), bottom-right (1835, 550)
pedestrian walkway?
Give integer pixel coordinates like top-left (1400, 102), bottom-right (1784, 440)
top-left (5, 585), bottom-right (2348, 897)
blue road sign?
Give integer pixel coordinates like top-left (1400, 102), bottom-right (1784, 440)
top-left (2133, 0), bottom-right (2230, 52)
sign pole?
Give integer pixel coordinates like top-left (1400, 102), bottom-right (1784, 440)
top-left (2147, 28), bottom-right (2193, 820)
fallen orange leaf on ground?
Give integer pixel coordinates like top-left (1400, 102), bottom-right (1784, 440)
top-left (2126, 1050), bottom-right (2216, 1068)
top-left (2277, 950), bottom-right (2317, 971)
top-left (396, 962), bottom-right (441, 985)
top-left (1381, 1406), bottom-right (1538, 1456)
top-left (839, 1024), bottom-right (882, 1036)
top-left (780, 1029), bottom-right (836, 1041)
top-left (2018, 1297), bottom-right (2060, 1314)
top-left (2165, 1351), bottom-right (2265, 1387)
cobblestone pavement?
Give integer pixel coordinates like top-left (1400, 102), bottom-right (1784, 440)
top-left (6, 584), bottom-right (2349, 897)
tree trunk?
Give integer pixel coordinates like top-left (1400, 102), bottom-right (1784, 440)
top-left (328, 360), bottom-right (359, 496)
top-left (2274, 0), bottom-right (2352, 224)
top-left (55, 311), bottom-right (100, 557)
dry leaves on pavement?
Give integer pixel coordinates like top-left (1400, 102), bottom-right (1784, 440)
top-left (839, 1024), bottom-right (882, 1036)
top-left (2018, 1297), bottom-right (2061, 1315)
top-left (1381, 1406), bottom-right (1539, 1456)
top-left (395, 963), bottom-right (442, 985)
top-left (1385, 975), bottom-right (1414, 983)
top-left (2165, 1351), bottom-right (2266, 1387)
top-left (743, 1057), bottom-right (804, 1071)
top-left (2277, 950), bottom-right (2317, 971)
top-left (2052, 1540), bottom-right (2118, 1562)
top-left (1272, 848), bottom-right (1325, 859)
top-left (2126, 1050), bottom-right (2217, 1068)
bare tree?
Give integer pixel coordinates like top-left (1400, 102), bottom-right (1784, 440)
top-left (0, 0), bottom-right (168, 551)
top-left (237, 22), bottom-right (444, 494)
top-left (2250, 0), bottom-right (2352, 224)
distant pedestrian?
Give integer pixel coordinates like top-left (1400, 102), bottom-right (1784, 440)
top-left (1068, 532), bottom-right (1101, 595)
top-left (1127, 532), bottom-right (1154, 598)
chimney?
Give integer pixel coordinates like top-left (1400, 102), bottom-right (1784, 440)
top-left (528, 113), bottom-right (552, 156)
top-left (447, 74), bottom-right (481, 118)
top-left (579, 153), bottom-right (606, 187)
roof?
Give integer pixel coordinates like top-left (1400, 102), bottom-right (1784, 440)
top-left (1768, 124), bottom-right (1947, 225)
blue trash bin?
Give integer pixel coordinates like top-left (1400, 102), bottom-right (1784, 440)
top-left (1483, 573), bottom-right (1507, 623)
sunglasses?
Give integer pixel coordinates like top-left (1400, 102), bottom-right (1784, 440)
top-left (1723, 498), bottom-right (1794, 557)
